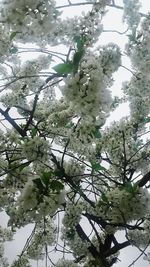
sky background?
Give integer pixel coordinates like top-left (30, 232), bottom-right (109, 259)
top-left (1, 0), bottom-right (150, 266)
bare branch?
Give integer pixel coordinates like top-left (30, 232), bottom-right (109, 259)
top-left (0, 108), bottom-right (26, 137)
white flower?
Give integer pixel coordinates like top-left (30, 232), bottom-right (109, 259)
top-left (55, 259), bottom-right (79, 267)
top-left (27, 218), bottom-right (56, 260)
top-left (22, 136), bottom-right (49, 161)
top-left (123, 0), bottom-right (141, 29)
top-left (0, 0), bottom-right (57, 45)
top-left (99, 187), bottom-right (150, 224)
top-left (11, 255), bottom-right (31, 267)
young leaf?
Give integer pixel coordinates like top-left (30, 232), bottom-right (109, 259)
top-left (91, 126), bottom-right (102, 139)
top-left (91, 161), bottom-right (106, 172)
top-left (73, 35), bottom-right (85, 51)
top-left (31, 128), bottom-right (37, 138)
top-left (123, 182), bottom-right (138, 194)
top-left (66, 122), bottom-right (74, 129)
top-left (10, 31), bottom-right (19, 41)
top-left (73, 50), bottom-right (84, 73)
top-left (33, 178), bottom-right (45, 190)
top-left (53, 62), bottom-right (73, 74)
top-left (41, 171), bottom-right (52, 187)
top-left (101, 192), bottom-right (109, 203)
top-left (19, 161), bottom-right (31, 171)
top-left (144, 117), bottom-right (150, 123)
top-left (66, 228), bottom-right (75, 239)
top-left (9, 46), bottom-right (18, 54)
top-left (50, 180), bottom-right (64, 192)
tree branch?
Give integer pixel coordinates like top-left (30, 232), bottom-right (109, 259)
top-left (0, 108), bottom-right (26, 137)
top-left (137, 171), bottom-right (150, 187)
top-left (75, 224), bottom-right (110, 267)
top-left (105, 240), bottom-right (131, 257)
top-left (84, 212), bottom-right (106, 229)
top-left (50, 153), bottom-right (95, 207)
top-left (23, 93), bottom-right (39, 133)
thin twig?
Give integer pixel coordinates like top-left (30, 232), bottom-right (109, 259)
top-left (0, 108), bottom-right (26, 137)
top-left (103, 28), bottom-right (128, 35)
top-left (128, 242), bottom-right (149, 267)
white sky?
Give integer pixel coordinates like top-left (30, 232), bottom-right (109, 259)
top-left (1, 1), bottom-right (150, 267)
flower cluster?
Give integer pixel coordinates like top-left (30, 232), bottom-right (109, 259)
top-left (21, 136), bottom-right (49, 161)
top-left (0, 226), bottom-right (12, 267)
top-left (99, 187), bottom-right (150, 224)
top-left (124, 15), bottom-right (150, 122)
top-left (11, 255), bottom-right (31, 267)
top-left (27, 218), bottom-right (56, 260)
top-left (63, 159), bottom-right (85, 184)
top-left (97, 43), bottom-right (121, 75)
top-left (6, 171), bottom-right (65, 228)
top-left (102, 119), bottom-right (150, 183)
top-left (54, 0), bottom-right (111, 47)
top-left (123, 0), bottom-right (141, 29)
top-left (62, 202), bottom-right (90, 257)
top-left (0, 55), bottom-right (51, 110)
top-left (63, 43), bottom-right (121, 123)
top-left (127, 213), bottom-right (150, 248)
top-left (63, 202), bottom-right (83, 230)
top-left (55, 259), bottom-right (79, 267)
top-left (0, 0), bottom-right (58, 45)
top-left (124, 75), bottom-right (150, 123)
top-left (0, 24), bottom-right (11, 62)
top-left (0, 0), bottom-right (149, 266)
top-left (63, 58), bottom-right (108, 119)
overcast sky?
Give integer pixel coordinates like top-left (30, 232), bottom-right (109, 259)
top-left (1, 1), bottom-right (150, 267)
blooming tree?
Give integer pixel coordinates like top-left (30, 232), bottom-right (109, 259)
top-left (0, 0), bottom-right (150, 266)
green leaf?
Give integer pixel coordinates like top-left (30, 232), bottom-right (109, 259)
top-left (91, 126), bottom-right (101, 139)
top-left (42, 171), bottom-right (52, 180)
top-left (10, 31), bottom-right (19, 41)
top-left (124, 184), bottom-right (133, 193)
top-left (73, 35), bottom-right (85, 51)
top-left (74, 36), bottom-right (82, 50)
top-left (121, 182), bottom-right (138, 194)
top-left (101, 192), bottom-right (108, 203)
top-left (73, 51), bottom-right (84, 65)
top-left (96, 144), bottom-right (102, 156)
top-left (53, 62), bottom-right (73, 74)
top-left (72, 35), bottom-right (85, 73)
top-left (136, 33), bottom-right (142, 39)
top-left (66, 122), bottom-right (74, 129)
top-left (66, 228), bottom-right (75, 239)
top-left (31, 128), bottom-right (37, 138)
top-left (33, 178), bottom-right (45, 190)
top-left (91, 161), bottom-right (106, 172)
top-left (50, 180), bottom-right (64, 192)
top-left (19, 161), bottom-right (30, 171)
top-left (41, 171), bottom-right (52, 187)
top-left (144, 117), bottom-right (150, 123)
top-left (73, 50), bottom-right (84, 73)
top-left (9, 46), bottom-right (18, 54)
